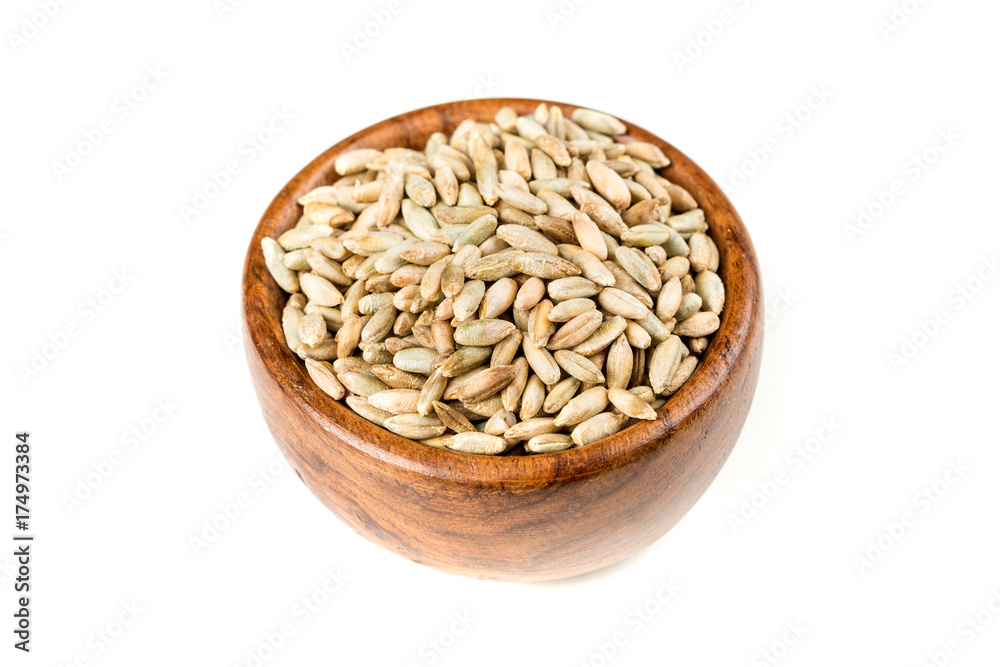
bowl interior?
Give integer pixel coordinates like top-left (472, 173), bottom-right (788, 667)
top-left (242, 98), bottom-right (761, 485)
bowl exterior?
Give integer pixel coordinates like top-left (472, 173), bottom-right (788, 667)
top-left (242, 99), bottom-right (763, 580)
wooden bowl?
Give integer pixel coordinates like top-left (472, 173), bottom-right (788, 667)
top-left (242, 99), bottom-right (763, 581)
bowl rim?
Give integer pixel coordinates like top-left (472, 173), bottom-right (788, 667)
top-left (242, 97), bottom-right (762, 486)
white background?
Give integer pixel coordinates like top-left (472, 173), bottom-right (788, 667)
top-left (3, 0), bottom-right (999, 665)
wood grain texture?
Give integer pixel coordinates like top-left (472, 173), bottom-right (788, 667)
top-left (241, 99), bottom-right (764, 581)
